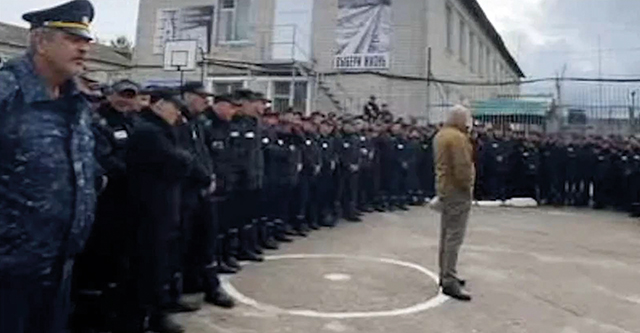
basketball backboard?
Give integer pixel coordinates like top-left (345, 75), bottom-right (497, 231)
top-left (164, 40), bottom-right (198, 71)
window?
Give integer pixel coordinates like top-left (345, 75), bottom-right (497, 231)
top-left (444, 86), bottom-right (451, 104)
top-left (214, 82), bottom-right (244, 94)
top-left (217, 0), bottom-right (252, 43)
top-left (459, 18), bottom-right (466, 63)
top-left (445, 5), bottom-right (453, 52)
top-left (293, 82), bottom-right (308, 112)
top-left (469, 32), bottom-right (475, 72)
top-left (478, 42), bottom-right (484, 75)
top-left (486, 48), bottom-right (491, 78)
top-left (272, 81), bottom-right (308, 113)
top-left (273, 82), bottom-right (291, 113)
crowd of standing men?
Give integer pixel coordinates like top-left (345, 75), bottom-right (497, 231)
top-left (473, 129), bottom-right (640, 215)
top-left (3, 1), bottom-right (640, 333)
top-left (0, 2), bottom-right (440, 332)
top-left (70, 79), bottom-right (441, 333)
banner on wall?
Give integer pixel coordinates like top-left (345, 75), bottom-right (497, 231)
top-left (153, 6), bottom-right (214, 54)
top-left (335, 0), bottom-right (392, 70)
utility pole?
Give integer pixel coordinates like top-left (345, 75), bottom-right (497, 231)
top-left (552, 64), bottom-right (567, 134)
top-left (631, 90), bottom-right (637, 134)
top-left (199, 47), bottom-right (206, 84)
top-left (598, 35), bottom-right (603, 118)
top-left (426, 47), bottom-right (432, 124)
top-left (289, 25), bottom-right (297, 108)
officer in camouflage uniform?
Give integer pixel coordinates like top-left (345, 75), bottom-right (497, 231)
top-left (0, 2), bottom-right (97, 332)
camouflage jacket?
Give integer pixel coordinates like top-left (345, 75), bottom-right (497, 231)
top-left (0, 55), bottom-right (96, 282)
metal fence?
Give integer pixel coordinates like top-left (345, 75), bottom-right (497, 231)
top-left (427, 76), bottom-right (640, 136)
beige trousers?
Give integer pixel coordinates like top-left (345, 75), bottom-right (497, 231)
top-left (438, 191), bottom-right (472, 288)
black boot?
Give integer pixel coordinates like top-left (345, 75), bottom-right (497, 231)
top-left (215, 235), bottom-right (238, 274)
top-left (205, 288), bottom-right (236, 309)
top-left (273, 220), bottom-right (294, 242)
top-left (165, 299), bottom-right (201, 313)
top-left (345, 215), bottom-right (362, 222)
top-left (236, 226), bottom-right (264, 262)
top-left (320, 213), bottom-right (336, 227)
top-left (359, 205), bottom-right (374, 213)
top-left (293, 217), bottom-right (308, 236)
top-left (249, 221), bottom-right (264, 255)
top-left (224, 230), bottom-right (242, 270)
top-left (258, 222), bottom-right (279, 250)
top-left (217, 261), bottom-right (238, 274)
top-left (308, 215), bottom-right (320, 230)
top-left (442, 284), bottom-right (472, 302)
top-left (148, 312), bottom-right (184, 333)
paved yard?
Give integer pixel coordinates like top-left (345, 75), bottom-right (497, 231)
top-left (176, 206), bottom-right (640, 333)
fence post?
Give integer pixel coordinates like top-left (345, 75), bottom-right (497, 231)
top-left (426, 47), bottom-right (432, 124)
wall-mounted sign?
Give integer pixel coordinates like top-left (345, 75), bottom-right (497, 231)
top-left (153, 6), bottom-right (214, 54)
top-left (335, 0), bottom-right (392, 70)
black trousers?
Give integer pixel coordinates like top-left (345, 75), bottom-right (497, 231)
top-left (358, 166), bottom-right (374, 208)
top-left (1, 261), bottom-right (73, 333)
top-left (293, 176), bottom-right (310, 222)
top-left (340, 170), bottom-right (359, 217)
top-left (318, 170), bottom-right (336, 217)
top-left (182, 195), bottom-right (219, 295)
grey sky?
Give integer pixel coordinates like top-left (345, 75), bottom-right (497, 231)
top-left (1, 0), bottom-right (638, 78)
top-left (0, 0), bottom-right (139, 43)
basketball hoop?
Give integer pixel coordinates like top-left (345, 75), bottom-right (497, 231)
top-left (164, 40), bottom-right (198, 87)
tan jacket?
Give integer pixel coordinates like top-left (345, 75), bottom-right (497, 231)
top-left (434, 126), bottom-right (475, 198)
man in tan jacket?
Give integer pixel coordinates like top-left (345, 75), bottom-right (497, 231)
top-left (434, 105), bottom-right (475, 301)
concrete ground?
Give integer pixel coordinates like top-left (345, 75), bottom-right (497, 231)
top-left (176, 206), bottom-right (640, 333)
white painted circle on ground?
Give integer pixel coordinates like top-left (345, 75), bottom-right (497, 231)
top-left (323, 273), bottom-right (352, 281)
top-left (220, 254), bottom-right (449, 319)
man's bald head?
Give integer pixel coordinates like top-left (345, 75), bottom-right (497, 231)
top-left (445, 105), bottom-right (471, 132)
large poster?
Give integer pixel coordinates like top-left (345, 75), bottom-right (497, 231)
top-left (153, 6), bottom-right (214, 54)
top-left (335, 0), bottom-right (392, 70)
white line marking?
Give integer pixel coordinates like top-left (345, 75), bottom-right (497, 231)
top-left (324, 273), bottom-right (352, 281)
top-left (221, 254), bottom-right (449, 319)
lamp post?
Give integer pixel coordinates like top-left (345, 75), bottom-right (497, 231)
top-left (632, 90), bottom-right (637, 134)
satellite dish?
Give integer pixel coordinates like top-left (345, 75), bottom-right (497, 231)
top-left (113, 36), bottom-right (130, 49)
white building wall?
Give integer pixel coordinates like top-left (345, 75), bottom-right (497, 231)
top-left (132, 0), bottom-right (278, 84)
top-left (310, 0), bottom-right (520, 119)
top-left (131, 0), bottom-right (521, 119)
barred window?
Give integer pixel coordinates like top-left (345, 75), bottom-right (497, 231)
top-left (445, 5), bottom-right (453, 52)
top-left (459, 18), bottom-right (466, 63)
top-left (469, 32), bottom-right (475, 72)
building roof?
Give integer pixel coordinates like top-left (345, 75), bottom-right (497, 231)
top-left (0, 21), bottom-right (131, 67)
top-left (461, 0), bottom-right (525, 78)
top-left (472, 98), bottom-right (549, 117)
